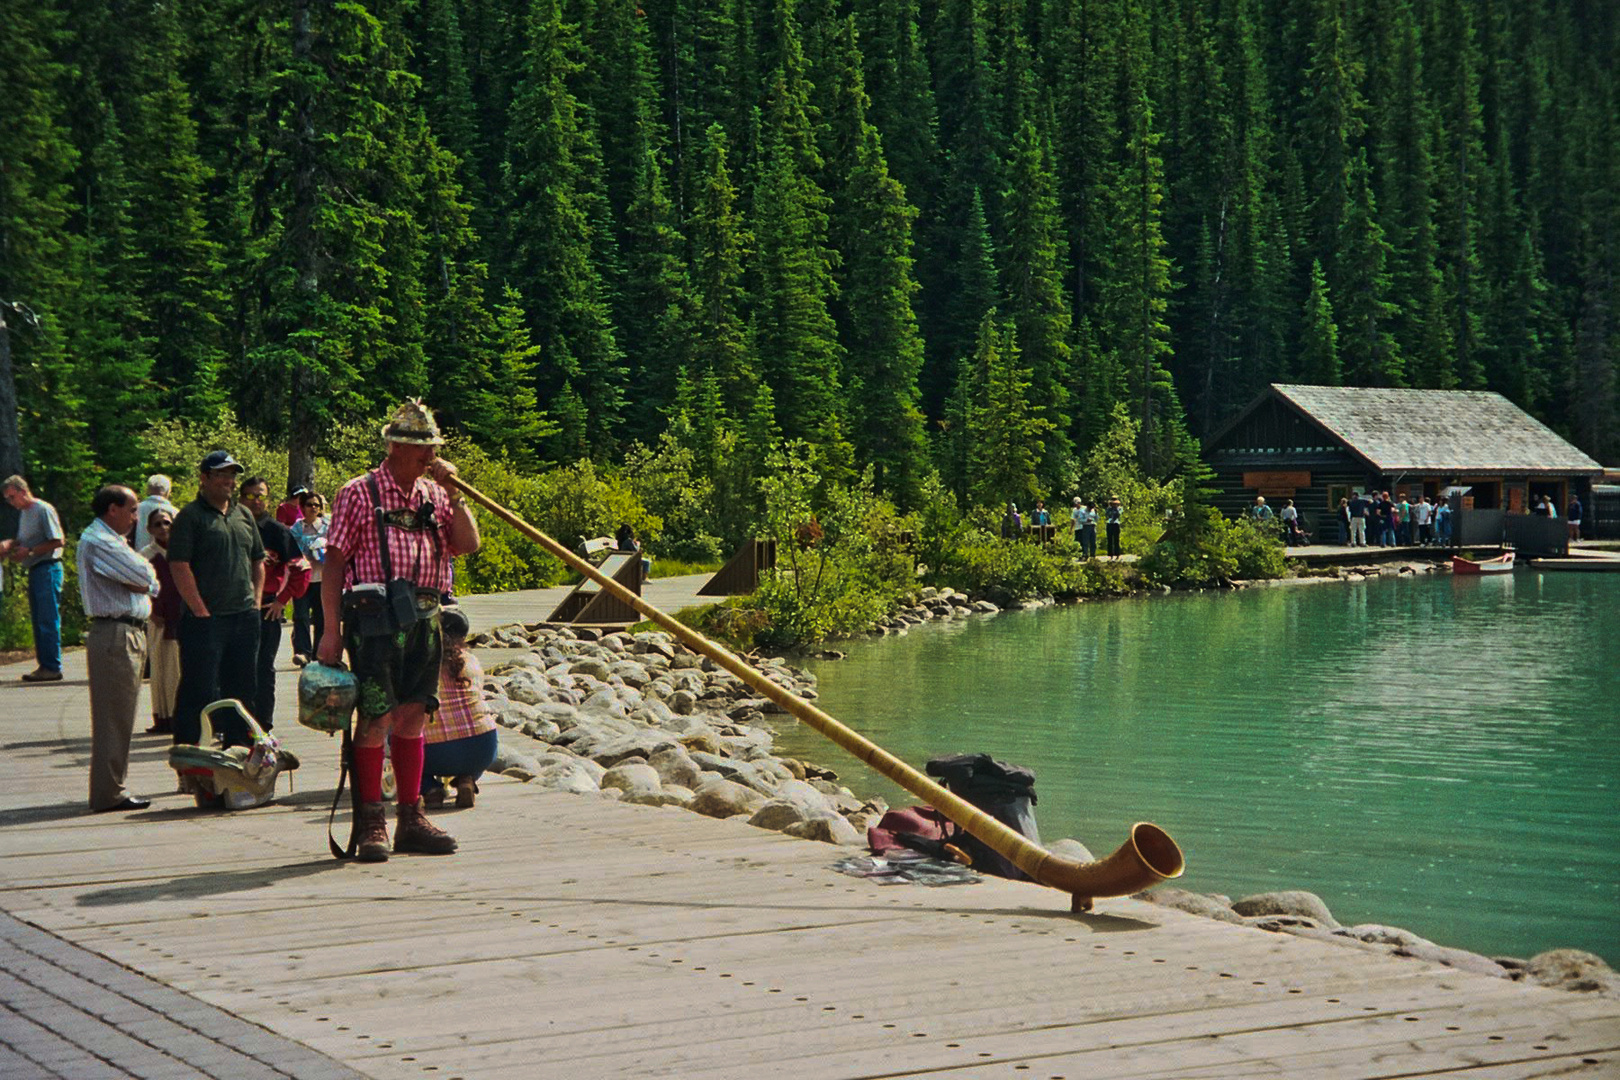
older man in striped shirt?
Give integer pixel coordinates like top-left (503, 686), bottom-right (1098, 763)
top-left (78, 485), bottom-right (160, 812)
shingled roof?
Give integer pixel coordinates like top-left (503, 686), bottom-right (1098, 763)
top-left (1265, 384), bottom-right (1603, 475)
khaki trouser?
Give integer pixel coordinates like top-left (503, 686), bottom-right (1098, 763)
top-left (147, 618), bottom-right (181, 720)
top-left (88, 620), bottom-right (147, 810)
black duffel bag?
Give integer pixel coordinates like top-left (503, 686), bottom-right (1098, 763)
top-left (925, 753), bottom-right (1041, 881)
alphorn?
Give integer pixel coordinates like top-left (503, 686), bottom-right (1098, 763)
top-left (445, 475), bottom-right (1185, 911)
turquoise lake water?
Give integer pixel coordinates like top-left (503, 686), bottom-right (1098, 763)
top-left (783, 570), bottom-right (1620, 964)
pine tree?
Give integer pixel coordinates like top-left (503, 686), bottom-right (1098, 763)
top-left (1098, 10), bottom-right (1181, 476)
top-left (74, 112), bottom-right (154, 480)
top-left (816, 18), bottom-right (930, 506)
top-left (415, 0), bottom-right (489, 240)
top-left (1336, 151), bottom-right (1403, 386)
top-left (111, 0), bottom-right (229, 427)
top-left (964, 314), bottom-right (1052, 510)
top-left (1299, 0), bottom-right (1365, 279)
top-left (1428, 0), bottom-right (1489, 389)
top-left (246, 0), bottom-right (437, 483)
top-left (925, 186), bottom-right (1001, 421)
top-left (0, 0), bottom-right (93, 505)
top-left (1569, 252), bottom-right (1615, 463)
top-left (688, 124), bottom-right (756, 417)
top-left (999, 117), bottom-right (1074, 484)
top-left (1300, 259), bottom-right (1340, 385)
top-left (471, 287), bottom-right (557, 467)
top-left (619, 138), bottom-right (697, 441)
top-left (504, 0), bottom-right (627, 456)
top-left (749, 20), bottom-right (849, 466)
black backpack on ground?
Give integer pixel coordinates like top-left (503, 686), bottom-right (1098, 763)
top-left (924, 753), bottom-right (1041, 881)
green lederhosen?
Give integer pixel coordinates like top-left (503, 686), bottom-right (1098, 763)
top-left (344, 596), bottom-right (444, 723)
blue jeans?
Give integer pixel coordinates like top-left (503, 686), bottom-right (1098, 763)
top-left (27, 561), bottom-right (63, 673)
top-left (421, 728), bottom-right (499, 794)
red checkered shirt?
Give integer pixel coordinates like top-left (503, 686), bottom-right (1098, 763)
top-left (429, 653), bottom-right (495, 743)
top-left (327, 466), bottom-right (458, 593)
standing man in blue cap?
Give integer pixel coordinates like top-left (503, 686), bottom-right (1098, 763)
top-left (167, 451), bottom-right (266, 752)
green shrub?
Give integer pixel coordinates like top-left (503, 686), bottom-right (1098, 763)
top-left (1138, 509), bottom-right (1287, 587)
top-left (620, 434), bottom-right (725, 563)
top-left (737, 444), bottom-right (915, 647)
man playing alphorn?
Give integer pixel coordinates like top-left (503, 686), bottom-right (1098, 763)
top-left (316, 399), bottom-right (481, 861)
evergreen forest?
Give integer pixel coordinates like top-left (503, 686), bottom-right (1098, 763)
top-left (2, 0), bottom-right (1616, 528)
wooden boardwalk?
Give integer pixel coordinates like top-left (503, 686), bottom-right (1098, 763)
top-left (2, 650), bottom-right (1618, 1077)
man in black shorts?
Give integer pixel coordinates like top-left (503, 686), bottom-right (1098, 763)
top-left (317, 400), bottom-right (481, 861)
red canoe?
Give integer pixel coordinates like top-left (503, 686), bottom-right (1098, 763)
top-left (1453, 551), bottom-right (1515, 575)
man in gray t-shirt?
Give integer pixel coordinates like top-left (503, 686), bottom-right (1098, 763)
top-left (3, 475), bottom-right (67, 681)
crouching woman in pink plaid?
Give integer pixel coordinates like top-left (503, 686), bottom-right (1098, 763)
top-left (316, 400), bottom-right (481, 862)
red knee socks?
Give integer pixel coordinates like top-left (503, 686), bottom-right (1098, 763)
top-left (354, 743), bottom-right (385, 804)
top-left (390, 734), bottom-right (425, 806)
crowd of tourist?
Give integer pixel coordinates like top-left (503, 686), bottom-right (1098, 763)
top-left (2, 400), bottom-right (495, 860)
top-left (997, 495), bottom-right (1124, 559)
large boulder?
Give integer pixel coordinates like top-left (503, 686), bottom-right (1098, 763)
top-left (1231, 890), bottom-right (1340, 929)
top-left (532, 701), bottom-right (581, 729)
top-left (746, 780), bottom-right (840, 832)
top-left (688, 751), bottom-right (782, 796)
top-left (569, 657), bottom-right (613, 682)
top-left (622, 790), bottom-right (688, 808)
top-left (600, 762), bottom-right (663, 797)
top-left (579, 689), bottom-right (630, 718)
top-left (1334, 924), bottom-right (1434, 949)
top-left (783, 816), bottom-right (863, 845)
top-left (1132, 887), bottom-right (1245, 925)
top-left (504, 669), bottom-right (553, 706)
top-left (687, 777), bottom-right (768, 819)
top-left (648, 744), bottom-right (704, 790)
top-left (1524, 949), bottom-right (1620, 994)
top-left (534, 760), bottom-right (601, 795)
top-left (1392, 942), bottom-right (1511, 978)
top-left (489, 738), bottom-right (544, 776)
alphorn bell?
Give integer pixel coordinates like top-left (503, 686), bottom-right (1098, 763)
top-left (444, 475), bottom-right (1185, 911)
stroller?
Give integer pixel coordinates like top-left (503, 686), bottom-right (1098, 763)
top-left (168, 699), bottom-right (299, 810)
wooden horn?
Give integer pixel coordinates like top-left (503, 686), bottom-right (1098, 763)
top-left (445, 475), bottom-right (1185, 910)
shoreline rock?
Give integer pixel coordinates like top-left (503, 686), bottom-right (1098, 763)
top-left (471, 624), bottom-right (872, 849)
top-left (1130, 887), bottom-right (1617, 995)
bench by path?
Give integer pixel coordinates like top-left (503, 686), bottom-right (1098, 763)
top-left (454, 572), bottom-right (714, 632)
top-left (1, 652), bottom-right (1617, 1077)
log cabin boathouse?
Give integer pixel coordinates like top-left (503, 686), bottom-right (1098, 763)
top-left (1205, 384), bottom-right (1605, 546)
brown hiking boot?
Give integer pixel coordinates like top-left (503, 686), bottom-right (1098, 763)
top-left (356, 801), bottom-right (390, 862)
top-left (394, 800), bottom-right (458, 855)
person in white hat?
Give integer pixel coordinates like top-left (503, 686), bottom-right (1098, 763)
top-left (316, 400), bottom-right (481, 861)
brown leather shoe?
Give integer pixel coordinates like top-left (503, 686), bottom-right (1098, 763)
top-left (356, 801), bottom-right (390, 862)
top-left (394, 800), bottom-right (457, 855)
top-left (453, 776), bottom-right (478, 809)
top-left (21, 668), bottom-right (63, 683)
